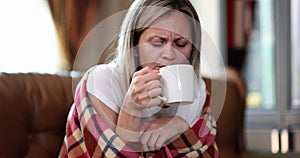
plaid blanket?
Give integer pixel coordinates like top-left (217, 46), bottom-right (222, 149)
top-left (59, 71), bottom-right (219, 158)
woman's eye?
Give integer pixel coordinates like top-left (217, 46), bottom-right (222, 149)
top-left (175, 41), bottom-right (186, 47)
top-left (151, 40), bottom-right (164, 47)
top-left (175, 39), bottom-right (187, 47)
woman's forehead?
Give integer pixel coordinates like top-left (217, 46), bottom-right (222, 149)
top-left (143, 27), bottom-right (191, 40)
top-left (146, 12), bottom-right (192, 38)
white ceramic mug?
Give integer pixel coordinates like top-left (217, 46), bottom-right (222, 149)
top-left (158, 64), bottom-right (195, 105)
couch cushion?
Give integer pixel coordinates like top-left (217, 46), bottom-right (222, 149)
top-left (0, 73), bottom-right (75, 158)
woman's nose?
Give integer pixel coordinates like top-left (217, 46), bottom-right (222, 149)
top-left (161, 45), bottom-right (176, 61)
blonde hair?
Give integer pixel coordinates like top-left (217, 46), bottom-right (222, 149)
top-left (113, 0), bottom-right (201, 91)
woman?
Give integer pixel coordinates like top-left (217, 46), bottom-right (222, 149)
top-left (60, 0), bottom-right (219, 157)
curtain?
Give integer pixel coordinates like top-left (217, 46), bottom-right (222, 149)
top-left (47, 0), bottom-right (100, 70)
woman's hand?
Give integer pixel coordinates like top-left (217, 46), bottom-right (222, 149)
top-left (116, 66), bottom-right (163, 143)
top-left (122, 66), bottom-right (163, 116)
top-left (139, 116), bottom-right (189, 151)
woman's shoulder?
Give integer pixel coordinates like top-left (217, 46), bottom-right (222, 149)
top-left (86, 63), bottom-right (122, 94)
top-left (93, 63), bottom-right (117, 71)
top-left (90, 63), bottom-right (119, 76)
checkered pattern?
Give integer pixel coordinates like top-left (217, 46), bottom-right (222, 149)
top-left (59, 69), bottom-right (219, 158)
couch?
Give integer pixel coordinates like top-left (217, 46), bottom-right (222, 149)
top-left (0, 67), bottom-right (246, 158)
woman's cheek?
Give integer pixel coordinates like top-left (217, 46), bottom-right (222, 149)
top-left (138, 48), bottom-right (161, 64)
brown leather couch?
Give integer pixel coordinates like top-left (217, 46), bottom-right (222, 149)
top-left (0, 67), bottom-right (246, 158)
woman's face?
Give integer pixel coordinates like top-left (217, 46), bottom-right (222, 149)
top-left (137, 12), bottom-right (192, 68)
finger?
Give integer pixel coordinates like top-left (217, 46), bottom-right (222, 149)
top-left (142, 143), bottom-right (150, 152)
top-left (140, 124), bottom-right (163, 151)
top-left (133, 66), bottom-right (156, 77)
top-left (148, 87), bottom-right (162, 98)
top-left (131, 95), bottom-right (161, 108)
top-left (140, 121), bottom-right (155, 140)
top-left (140, 131), bottom-right (152, 151)
top-left (141, 62), bottom-right (163, 71)
top-left (146, 80), bottom-right (161, 91)
top-left (147, 131), bottom-right (160, 151)
top-left (131, 73), bottom-right (160, 90)
top-left (155, 133), bottom-right (166, 149)
top-left (142, 72), bottom-right (160, 84)
top-left (130, 78), bottom-right (159, 100)
top-left (147, 97), bottom-right (163, 107)
top-left (137, 80), bottom-right (160, 99)
top-left (136, 80), bottom-right (160, 99)
top-left (133, 83), bottom-right (161, 107)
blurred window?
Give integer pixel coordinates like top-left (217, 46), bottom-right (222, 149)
top-left (291, 0), bottom-right (300, 109)
top-left (0, 0), bottom-right (59, 73)
top-left (242, 0), bottom-right (276, 110)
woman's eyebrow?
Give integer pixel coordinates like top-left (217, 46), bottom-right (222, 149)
top-left (146, 34), bottom-right (168, 39)
top-left (174, 37), bottom-right (186, 40)
top-left (174, 34), bottom-right (192, 40)
top-left (145, 31), bottom-right (191, 41)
